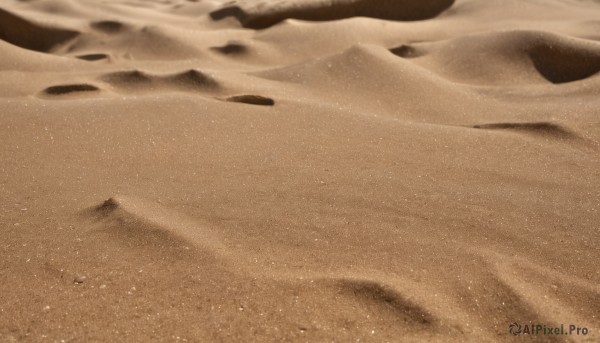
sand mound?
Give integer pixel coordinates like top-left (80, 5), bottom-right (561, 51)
top-left (0, 39), bottom-right (86, 71)
top-left (0, 7), bottom-right (78, 52)
top-left (210, 0), bottom-right (455, 29)
top-left (258, 44), bottom-right (442, 88)
top-left (257, 44), bottom-right (475, 123)
top-left (69, 24), bottom-right (204, 60)
top-left (91, 196), bottom-right (228, 254)
top-left (401, 30), bottom-right (600, 85)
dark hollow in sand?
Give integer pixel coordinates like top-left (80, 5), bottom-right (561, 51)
top-left (211, 42), bottom-right (248, 55)
top-left (225, 95), bottom-right (275, 106)
top-left (390, 45), bottom-right (422, 58)
top-left (76, 53), bottom-right (109, 61)
top-left (43, 84), bottom-right (100, 95)
top-left (90, 20), bottom-right (126, 34)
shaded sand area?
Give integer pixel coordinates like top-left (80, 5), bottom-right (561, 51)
top-left (1, 0), bottom-right (600, 341)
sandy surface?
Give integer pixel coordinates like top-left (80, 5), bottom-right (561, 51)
top-left (1, 0), bottom-right (599, 341)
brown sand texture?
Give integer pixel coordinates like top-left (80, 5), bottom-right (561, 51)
top-left (1, 0), bottom-right (600, 341)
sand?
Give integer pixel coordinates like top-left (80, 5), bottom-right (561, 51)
top-left (1, 0), bottom-right (599, 341)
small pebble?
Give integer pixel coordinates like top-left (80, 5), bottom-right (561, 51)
top-left (74, 275), bottom-right (86, 284)
top-left (99, 284), bottom-right (107, 289)
top-left (43, 306), bottom-right (50, 311)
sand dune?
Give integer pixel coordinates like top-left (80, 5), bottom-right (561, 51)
top-left (1, 0), bottom-right (599, 341)
top-left (405, 30), bottom-right (600, 85)
top-left (0, 7), bottom-right (78, 53)
top-left (210, 0), bottom-right (455, 29)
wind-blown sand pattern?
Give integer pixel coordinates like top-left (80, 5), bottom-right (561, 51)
top-left (1, 0), bottom-right (599, 341)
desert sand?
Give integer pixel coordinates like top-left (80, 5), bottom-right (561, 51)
top-left (1, 0), bottom-right (599, 341)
